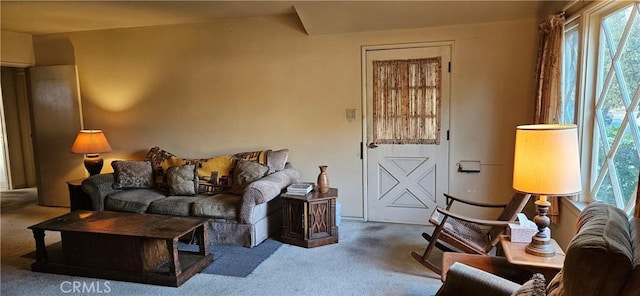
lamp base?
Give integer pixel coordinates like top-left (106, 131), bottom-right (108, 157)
top-left (525, 235), bottom-right (556, 257)
top-left (84, 154), bottom-right (104, 176)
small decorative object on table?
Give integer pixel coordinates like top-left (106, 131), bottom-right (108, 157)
top-left (507, 213), bottom-right (539, 243)
top-left (317, 165), bottom-right (330, 193)
top-left (286, 182), bottom-right (314, 195)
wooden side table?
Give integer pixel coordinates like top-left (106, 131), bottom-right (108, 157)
top-left (280, 187), bottom-right (338, 248)
top-left (67, 178), bottom-right (92, 211)
top-left (499, 235), bottom-right (565, 281)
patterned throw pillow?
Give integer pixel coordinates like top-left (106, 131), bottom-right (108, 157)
top-left (511, 273), bottom-right (546, 296)
top-left (111, 160), bottom-right (154, 189)
top-left (197, 155), bottom-right (235, 187)
top-left (230, 159), bottom-right (269, 195)
top-left (146, 146), bottom-right (200, 191)
top-left (266, 149), bottom-right (289, 174)
top-left (233, 150), bottom-right (269, 165)
top-left (167, 165), bottom-right (198, 196)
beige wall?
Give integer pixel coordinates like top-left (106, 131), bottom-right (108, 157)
top-left (0, 31), bottom-right (35, 67)
top-left (32, 15), bottom-right (538, 219)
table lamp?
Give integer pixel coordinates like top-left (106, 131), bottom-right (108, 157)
top-left (70, 130), bottom-right (112, 176)
top-left (512, 124), bottom-right (581, 257)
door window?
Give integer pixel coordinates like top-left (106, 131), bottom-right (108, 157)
top-left (372, 58), bottom-right (442, 144)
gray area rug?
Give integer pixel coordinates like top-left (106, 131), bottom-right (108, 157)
top-left (22, 239), bottom-right (282, 279)
top-left (179, 239), bottom-right (282, 277)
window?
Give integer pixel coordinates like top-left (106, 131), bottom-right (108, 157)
top-left (563, 2), bottom-right (640, 214)
top-left (372, 58), bottom-right (441, 144)
top-left (562, 24), bottom-right (580, 124)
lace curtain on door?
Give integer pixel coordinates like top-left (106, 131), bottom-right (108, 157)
top-left (372, 58), bottom-right (442, 144)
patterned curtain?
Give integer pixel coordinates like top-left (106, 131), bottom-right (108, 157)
top-left (372, 58), bottom-right (441, 144)
top-left (533, 13), bottom-right (565, 224)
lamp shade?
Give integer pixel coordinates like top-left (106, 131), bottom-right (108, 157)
top-left (512, 124), bottom-right (582, 195)
top-left (70, 130), bottom-right (112, 154)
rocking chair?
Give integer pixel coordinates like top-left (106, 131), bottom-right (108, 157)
top-left (411, 192), bottom-right (531, 274)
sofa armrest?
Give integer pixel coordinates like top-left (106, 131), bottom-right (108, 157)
top-left (436, 262), bottom-right (521, 296)
top-left (240, 168), bottom-right (300, 224)
top-left (81, 173), bottom-right (121, 211)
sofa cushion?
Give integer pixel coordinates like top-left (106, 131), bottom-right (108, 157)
top-left (167, 164), bottom-right (198, 196)
top-left (266, 149), bottom-right (289, 174)
top-left (147, 195), bottom-right (205, 216)
top-left (231, 159), bottom-right (269, 195)
top-left (146, 146), bottom-right (199, 191)
top-left (104, 189), bottom-right (167, 213)
top-left (197, 155), bottom-right (234, 190)
top-left (556, 203), bottom-right (633, 296)
top-left (111, 160), bottom-right (154, 189)
top-left (191, 194), bottom-right (241, 220)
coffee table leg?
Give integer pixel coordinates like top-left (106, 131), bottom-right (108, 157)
top-left (32, 229), bottom-right (48, 263)
top-left (198, 224), bottom-right (208, 256)
top-left (166, 239), bottom-right (182, 277)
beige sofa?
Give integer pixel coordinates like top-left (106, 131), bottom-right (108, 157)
top-left (436, 202), bottom-right (640, 296)
top-left (81, 147), bottom-right (299, 248)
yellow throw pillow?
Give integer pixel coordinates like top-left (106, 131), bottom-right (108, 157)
top-left (198, 155), bottom-right (234, 186)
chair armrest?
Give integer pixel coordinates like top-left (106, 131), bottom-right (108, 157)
top-left (442, 252), bottom-right (533, 284)
top-left (444, 193), bottom-right (507, 209)
top-left (436, 262), bottom-right (521, 296)
top-left (435, 207), bottom-right (512, 227)
top-left (239, 168), bottom-right (300, 223)
top-left (81, 173), bottom-right (121, 211)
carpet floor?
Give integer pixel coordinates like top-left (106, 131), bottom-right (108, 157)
top-left (1, 188), bottom-right (444, 295)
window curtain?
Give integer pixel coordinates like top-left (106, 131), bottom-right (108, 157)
top-left (533, 13), bottom-right (565, 224)
top-left (372, 58), bottom-right (441, 144)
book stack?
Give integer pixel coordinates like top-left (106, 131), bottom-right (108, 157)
top-left (286, 182), bottom-right (314, 195)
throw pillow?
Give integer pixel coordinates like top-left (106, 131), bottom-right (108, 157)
top-left (233, 150), bottom-right (269, 165)
top-left (111, 160), bottom-right (154, 189)
top-left (230, 159), bottom-right (269, 195)
top-left (146, 146), bottom-right (200, 191)
top-left (198, 155), bottom-right (234, 187)
top-left (167, 164), bottom-right (198, 196)
top-left (511, 273), bottom-right (546, 296)
top-left (266, 149), bottom-right (289, 174)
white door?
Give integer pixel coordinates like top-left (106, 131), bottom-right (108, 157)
top-left (364, 45), bottom-right (450, 225)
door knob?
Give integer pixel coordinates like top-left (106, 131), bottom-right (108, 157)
top-left (368, 143), bottom-right (378, 149)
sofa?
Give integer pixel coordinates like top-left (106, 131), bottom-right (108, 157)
top-left (436, 202), bottom-right (640, 296)
top-left (81, 147), bottom-right (299, 248)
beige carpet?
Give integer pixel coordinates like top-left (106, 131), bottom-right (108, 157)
top-left (1, 188), bottom-right (444, 295)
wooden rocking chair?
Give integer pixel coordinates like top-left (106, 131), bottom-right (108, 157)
top-left (411, 192), bottom-right (531, 274)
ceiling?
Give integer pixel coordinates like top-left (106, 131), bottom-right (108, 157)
top-left (1, 1), bottom-right (569, 36)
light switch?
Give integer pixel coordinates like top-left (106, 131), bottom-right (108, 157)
top-left (346, 109), bottom-right (357, 121)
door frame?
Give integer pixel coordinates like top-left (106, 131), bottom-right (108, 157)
top-left (361, 41), bottom-right (454, 222)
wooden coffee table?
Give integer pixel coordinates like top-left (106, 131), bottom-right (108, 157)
top-left (28, 211), bottom-right (213, 287)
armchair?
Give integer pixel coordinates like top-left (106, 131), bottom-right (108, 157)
top-left (437, 201), bottom-right (640, 296)
top-left (411, 192), bottom-right (531, 274)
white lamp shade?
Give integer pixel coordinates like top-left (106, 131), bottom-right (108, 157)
top-left (512, 124), bottom-right (582, 195)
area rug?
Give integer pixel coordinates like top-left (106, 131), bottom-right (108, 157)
top-left (23, 239), bottom-right (282, 278)
top-left (179, 238), bottom-right (282, 277)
